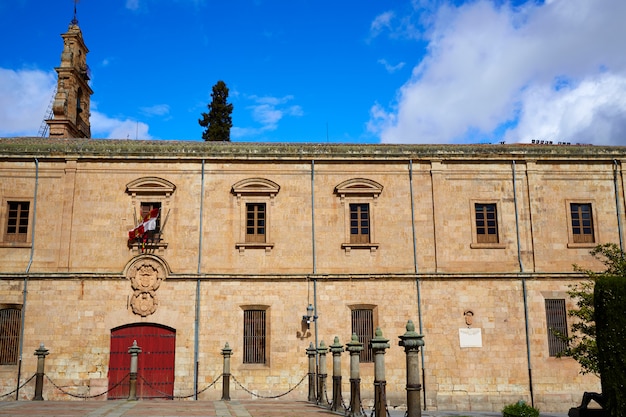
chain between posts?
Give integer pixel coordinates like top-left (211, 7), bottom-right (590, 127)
top-left (138, 374), bottom-right (222, 399)
top-left (231, 374), bottom-right (307, 399)
top-left (43, 373), bottom-right (130, 399)
top-left (0, 374), bottom-right (35, 399)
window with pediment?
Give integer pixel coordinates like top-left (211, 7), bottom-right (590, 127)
top-left (126, 177), bottom-right (176, 253)
top-left (334, 178), bottom-right (383, 252)
top-left (232, 178), bottom-right (280, 253)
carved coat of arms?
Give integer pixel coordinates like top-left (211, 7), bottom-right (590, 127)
top-left (126, 258), bottom-right (166, 316)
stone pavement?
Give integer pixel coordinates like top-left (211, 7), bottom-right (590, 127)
top-left (0, 400), bottom-right (570, 417)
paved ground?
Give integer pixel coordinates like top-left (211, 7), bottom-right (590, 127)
top-left (0, 400), bottom-right (571, 417)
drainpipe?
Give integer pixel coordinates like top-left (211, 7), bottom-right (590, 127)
top-left (193, 159), bottom-right (205, 400)
top-left (613, 160), bottom-right (624, 251)
top-left (513, 161), bottom-right (534, 407)
top-left (16, 158), bottom-right (39, 400)
top-left (311, 160), bottom-right (318, 355)
top-left (408, 160), bottom-right (426, 409)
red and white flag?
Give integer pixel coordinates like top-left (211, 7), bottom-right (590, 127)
top-left (128, 208), bottom-right (159, 240)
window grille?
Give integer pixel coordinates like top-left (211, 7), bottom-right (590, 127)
top-left (570, 203), bottom-right (594, 243)
top-left (243, 309), bottom-right (266, 364)
top-left (545, 299), bottom-right (568, 357)
top-left (246, 203), bottom-right (266, 243)
top-left (349, 204), bottom-right (370, 244)
top-left (0, 307), bottom-right (21, 365)
top-left (351, 309), bottom-right (373, 362)
top-left (475, 203), bottom-right (498, 243)
top-left (5, 201), bottom-right (30, 242)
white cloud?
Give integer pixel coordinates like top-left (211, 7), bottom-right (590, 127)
top-left (370, 11), bottom-right (395, 38)
top-left (91, 111), bottom-right (152, 140)
top-left (125, 0), bottom-right (140, 11)
top-left (506, 73), bottom-right (626, 145)
top-left (370, 0), bottom-right (626, 145)
top-left (236, 95), bottom-right (303, 137)
top-left (0, 68), bottom-right (56, 136)
top-left (378, 59), bottom-right (406, 73)
top-left (140, 104), bottom-right (170, 117)
top-left (0, 67), bottom-right (152, 140)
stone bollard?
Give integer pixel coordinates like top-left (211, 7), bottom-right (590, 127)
top-left (306, 342), bottom-right (317, 402)
top-left (398, 320), bottom-right (425, 417)
top-left (32, 343), bottom-right (49, 401)
top-left (371, 328), bottom-right (390, 417)
top-left (329, 336), bottom-right (344, 411)
top-left (127, 340), bottom-right (142, 401)
top-left (221, 342), bottom-right (233, 401)
top-left (346, 333), bottom-right (364, 417)
top-left (317, 340), bottom-right (328, 405)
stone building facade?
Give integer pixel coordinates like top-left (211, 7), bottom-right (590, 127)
top-left (0, 138), bottom-right (621, 412)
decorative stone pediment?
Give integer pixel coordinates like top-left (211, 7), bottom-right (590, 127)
top-left (334, 178), bottom-right (383, 202)
top-left (231, 178), bottom-right (280, 205)
top-left (126, 177), bottom-right (176, 196)
top-left (232, 178), bottom-right (280, 195)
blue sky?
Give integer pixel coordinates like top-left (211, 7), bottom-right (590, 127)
top-left (1, 0), bottom-right (625, 145)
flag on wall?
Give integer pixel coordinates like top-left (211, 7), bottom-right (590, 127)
top-left (128, 208), bottom-right (159, 240)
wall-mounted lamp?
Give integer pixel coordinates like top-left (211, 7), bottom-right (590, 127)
top-left (302, 304), bottom-right (317, 329)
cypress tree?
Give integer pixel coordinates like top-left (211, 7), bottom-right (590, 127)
top-left (199, 80), bottom-right (233, 141)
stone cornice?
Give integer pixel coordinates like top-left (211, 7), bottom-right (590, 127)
top-left (0, 138), bottom-right (625, 161)
top-left (0, 272), bottom-right (588, 280)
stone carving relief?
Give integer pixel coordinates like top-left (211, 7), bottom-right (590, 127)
top-left (126, 257), bottom-right (167, 317)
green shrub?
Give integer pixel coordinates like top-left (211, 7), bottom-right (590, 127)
top-left (595, 275), bottom-right (626, 417)
top-left (502, 400), bottom-right (539, 417)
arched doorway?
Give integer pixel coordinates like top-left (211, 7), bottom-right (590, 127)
top-left (107, 323), bottom-right (176, 399)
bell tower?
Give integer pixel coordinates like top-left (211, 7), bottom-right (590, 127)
top-left (46, 10), bottom-right (93, 139)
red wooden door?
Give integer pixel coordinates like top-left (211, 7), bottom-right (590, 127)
top-left (108, 323), bottom-right (176, 399)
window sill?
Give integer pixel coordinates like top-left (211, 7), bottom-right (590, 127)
top-left (342, 243), bottom-right (379, 253)
top-left (0, 242), bottom-right (31, 248)
top-left (567, 242), bottom-right (596, 249)
top-left (239, 362), bottom-right (270, 370)
top-left (236, 242), bottom-right (274, 253)
top-left (470, 243), bottom-right (506, 249)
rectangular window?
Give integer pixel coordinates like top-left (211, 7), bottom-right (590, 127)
top-left (570, 203), bottom-right (594, 243)
top-left (246, 203), bottom-right (266, 243)
top-left (351, 308), bottom-right (374, 363)
top-left (243, 309), bottom-right (266, 364)
top-left (0, 307), bottom-right (21, 365)
top-left (350, 203), bottom-right (370, 244)
top-left (545, 299), bottom-right (568, 357)
top-left (475, 203), bottom-right (498, 244)
top-left (5, 201), bottom-right (30, 243)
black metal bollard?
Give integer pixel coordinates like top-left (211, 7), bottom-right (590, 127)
top-left (306, 342), bottom-right (317, 402)
top-left (317, 340), bottom-right (328, 405)
top-left (221, 342), bottom-right (232, 401)
top-left (127, 340), bottom-right (142, 401)
top-left (346, 333), bottom-right (364, 417)
top-left (371, 328), bottom-right (390, 417)
top-left (329, 336), bottom-right (344, 411)
top-left (32, 343), bottom-right (49, 401)
top-left (399, 320), bottom-right (425, 417)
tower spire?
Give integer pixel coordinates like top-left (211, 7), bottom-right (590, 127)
top-left (45, 12), bottom-right (93, 139)
top-left (72, 0), bottom-right (79, 25)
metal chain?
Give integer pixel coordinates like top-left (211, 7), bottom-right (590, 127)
top-left (231, 374), bottom-right (307, 399)
top-left (320, 380), bottom-right (331, 407)
top-left (138, 374), bottom-right (222, 399)
top-left (0, 374), bottom-right (36, 399)
top-left (44, 373), bottom-right (130, 399)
